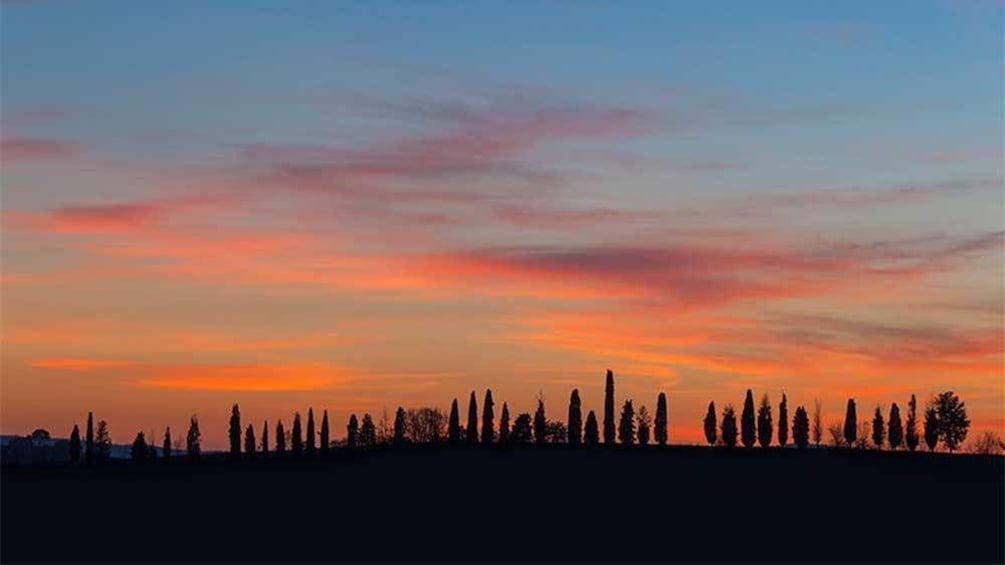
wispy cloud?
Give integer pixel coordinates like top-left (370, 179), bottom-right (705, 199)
top-left (1, 137), bottom-right (79, 164)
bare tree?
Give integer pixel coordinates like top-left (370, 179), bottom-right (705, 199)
top-left (968, 431), bottom-right (1005, 455)
top-left (828, 423), bottom-right (846, 447)
top-left (406, 407), bottom-right (446, 443)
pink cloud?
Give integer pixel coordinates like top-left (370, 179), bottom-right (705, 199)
top-left (1, 137), bottom-right (79, 164)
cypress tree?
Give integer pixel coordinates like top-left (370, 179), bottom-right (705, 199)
top-left (229, 403), bottom-right (241, 459)
top-left (603, 369), bottom-right (616, 445)
top-left (244, 424), bottom-right (256, 458)
top-left (703, 401), bottom-right (717, 446)
top-left (792, 406), bottom-right (809, 448)
top-left (393, 407), bottom-right (406, 446)
top-left (261, 421), bottom-right (269, 455)
top-left (618, 400), bottom-right (635, 445)
top-left (888, 404), bottom-right (903, 450)
top-left (568, 389), bottom-right (583, 446)
top-left (306, 408), bottom-right (316, 456)
top-left (448, 399), bottom-right (461, 444)
top-left (872, 406), bottom-right (885, 449)
top-left (466, 391), bottom-right (479, 444)
top-left (85, 412), bottom-right (94, 464)
top-left (186, 416), bottom-right (201, 459)
top-left (905, 394), bottom-right (919, 452)
top-left (131, 432), bottom-right (148, 464)
top-left (654, 392), bottom-right (668, 446)
top-left (923, 403), bottom-right (938, 451)
top-left (291, 412), bottom-right (303, 456)
top-left (778, 393), bottom-right (789, 447)
top-left (69, 425), bottom-right (81, 464)
top-left (741, 390), bottom-right (756, 448)
top-left (319, 410), bottom-right (330, 455)
top-left (498, 402), bottom-right (511, 444)
top-left (481, 390), bottom-right (495, 444)
top-left (584, 411), bottom-right (600, 446)
top-left (276, 420), bottom-right (286, 455)
top-left (843, 399), bottom-right (858, 447)
top-left (721, 405), bottom-right (738, 448)
top-left (162, 427), bottom-right (171, 462)
top-left (756, 394), bottom-right (773, 448)
top-left (533, 398), bottom-right (547, 444)
top-left (637, 405), bottom-right (651, 445)
top-left (360, 414), bottom-right (376, 446)
top-left (347, 414), bottom-right (359, 449)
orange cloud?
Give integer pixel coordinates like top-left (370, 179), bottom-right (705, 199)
top-left (32, 358), bottom-right (135, 370)
top-left (138, 363), bottom-right (348, 392)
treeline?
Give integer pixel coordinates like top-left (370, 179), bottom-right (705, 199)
top-left (62, 370), bottom-right (987, 465)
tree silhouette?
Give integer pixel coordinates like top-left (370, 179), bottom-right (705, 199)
top-left (291, 412), bottom-right (303, 457)
top-left (260, 421), bottom-right (268, 455)
top-left (655, 392), bottom-right (668, 446)
top-left (319, 410), bottom-right (330, 455)
top-left (934, 391), bottom-right (970, 453)
top-left (306, 408), bottom-right (316, 456)
top-left (888, 404), bottom-right (903, 450)
top-left (95, 420), bottom-right (111, 462)
top-left (812, 400), bottom-right (823, 447)
top-left (347, 414), bottom-right (359, 449)
top-left (871, 407), bottom-right (885, 449)
top-left (778, 393), bottom-right (789, 447)
top-left (512, 413), bottom-right (532, 444)
top-left (741, 390), bottom-right (756, 448)
top-left (244, 424), bottom-right (256, 458)
top-left (618, 400), bottom-right (635, 445)
top-left (545, 421), bottom-right (568, 444)
top-left (703, 401), bottom-right (717, 446)
top-left (448, 399), bottom-right (461, 445)
top-left (186, 416), bottom-right (201, 459)
top-left (757, 394), bottom-right (773, 449)
top-left (69, 425), bottom-right (81, 464)
top-left (275, 420), bottom-right (286, 455)
top-left (603, 369), bottom-right (616, 445)
top-left (499, 402), bottom-right (510, 444)
top-left (393, 407), bottom-right (406, 446)
top-left (466, 391), bottom-right (479, 445)
top-left (162, 428), bottom-right (171, 462)
top-left (792, 406), bottom-right (810, 448)
top-left (228, 404), bottom-right (241, 460)
top-left (534, 397), bottom-right (547, 445)
top-left (721, 405), bottom-right (738, 448)
top-left (923, 403), bottom-right (938, 452)
top-left (482, 390), bottom-right (495, 444)
top-left (637, 405), bottom-right (651, 445)
top-left (149, 442), bottom-right (158, 463)
top-left (405, 408), bottom-right (445, 443)
top-left (360, 414), bottom-right (377, 447)
top-left (567, 389), bottom-right (582, 446)
top-left (85, 412), bottom-right (94, 465)
top-left (584, 411), bottom-right (600, 446)
top-left (843, 399), bottom-right (857, 448)
top-left (905, 394), bottom-right (920, 452)
top-left (131, 432), bottom-right (148, 464)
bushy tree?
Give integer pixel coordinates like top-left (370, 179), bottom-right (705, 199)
top-left (618, 400), bottom-right (635, 445)
top-left (934, 391), bottom-right (970, 453)
top-left (545, 421), bottom-right (567, 444)
top-left (792, 406), bottom-right (810, 448)
top-left (654, 392), bottom-right (668, 446)
top-left (466, 391), bottom-right (479, 445)
top-left (131, 432), bottom-right (148, 464)
top-left (584, 411), bottom-right (600, 446)
top-left (923, 404), bottom-right (938, 452)
top-left (568, 390), bottom-right (583, 446)
top-left (812, 400), bottom-right (823, 447)
top-left (347, 414), bottom-right (359, 449)
top-left (306, 408), bottom-right (316, 456)
top-left (741, 390), bottom-right (756, 448)
top-left (499, 402), bottom-right (510, 444)
top-left (69, 425), bottom-right (81, 464)
top-left (162, 427), bottom-right (171, 462)
top-left (512, 413), bottom-right (533, 444)
top-left (393, 407), bottom-right (406, 445)
top-left (872, 406), bottom-right (885, 449)
top-left (778, 393), bottom-right (788, 447)
top-left (319, 410), bottom-right (330, 455)
top-left (244, 425), bottom-right (256, 458)
top-left (187, 416), bottom-right (201, 459)
top-left (534, 398), bottom-right (547, 445)
top-left (448, 398), bottom-right (461, 444)
top-left (721, 405), bottom-right (738, 448)
top-left (482, 390), bottom-right (495, 444)
top-left (275, 420), bottom-right (286, 455)
top-left (905, 394), bottom-right (919, 452)
top-left (95, 420), bottom-right (112, 462)
top-left (360, 414), bottom-right (377, 447)
top-left (757, 394), bottom-right (773, 448)
top-left (887, 404), bottom-right (903, 450)
top-left (843, 399), bottom-right (858, 448)
top-left (703, 401), bottom-right (717, 446)
top-left (603, 369), bottom-right (616, 445)
top-left (85, 412), bottom-right (94, 464)
top-left (637, 406), bottom-right (651, 445)
top-left (229, 404), bottom-right (241, 459)
top-left (291, 412), bottom-right (303, 456)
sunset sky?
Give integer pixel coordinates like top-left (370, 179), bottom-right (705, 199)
top-left (2, 1), bottom-right (1002, 449)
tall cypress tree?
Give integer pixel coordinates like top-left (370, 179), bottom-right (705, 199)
top-left (637, 406), bottom-right (651, 445)
top-left (244, 424), bottom-right (256, 458)
top-left (843, 399), bottom-right (858, 448)
top-left (778, 393), bottom-right (789, 447)
top-left (905, 394), bottom-right (919, 452)
top-left (187, 416), bottom-right (201, 459)
top-left (229, 403), bottom-right (241, 459)
top-left (872, 406), bottom-right (885, 449)
top-left (306, 408), bottom-right (316, 456)
top-left (393, 407), bottom-right (406, 446)
top-left (654, 392), bottom-right (668, 446)
top-left (534, 398), bottom-right (547, 444)
top-left (466, 391), bottom-right (479, 445)
top-left (291, 412), bottom-right (303, 456)
top-left (276, 420), bottom-right (286, 455)
top-left (481, 389), bottom-right (495, 444)
top-left (69, 424), bottom-right (81, 464)
top-left (888, 403), bottom-right (903, 450)
top-left (721, 405), bottom-right (738, 448)
top-left (603, 369), bottom-right (616, 445)
top-left (85, 412), bottom-right (94, 464)
top-left (756, 394), bottom-right (773, 448)
top-left (923, 404), bottom-right (938, 451)
top-left (347, 414), bottom-right (359, 449)
top-left (584, 411), bottom-right (600, 446)
top-left (319, 410), bottom-right (330, 455)
top-left (618, 400), bottom-right (635, 445)
top-left (162, 427), bottom-right (171, 462)
top-left (792, 406), bottom-right (809, 448)
top-left (131, 432), bottom-right (148, 464)
top-left (448, 399), bottom-right (461, 444)
top-left (741, 390), bottom-right (756, 448)
top-left (703, 401), bottom-right (717, 446)
top-left (261, 421), bottom-right (269, 455)
top-left (498, 402), bottom-right (511, 444)
top-left (568, 389), bottom-right (583, 446)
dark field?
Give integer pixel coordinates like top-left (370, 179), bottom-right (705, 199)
top-left (3, 446), bottom-right (1002, 564)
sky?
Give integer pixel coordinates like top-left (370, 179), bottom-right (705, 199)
top-left (2, 1), bottom-right (1002, 449)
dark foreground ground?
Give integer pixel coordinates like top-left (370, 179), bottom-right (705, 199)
top-left (3, 445), bottom-right (1003, 564)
